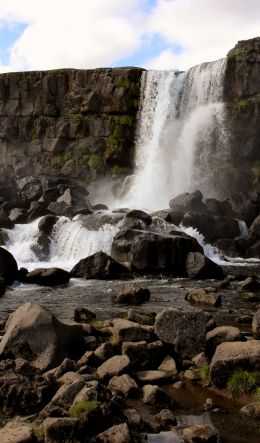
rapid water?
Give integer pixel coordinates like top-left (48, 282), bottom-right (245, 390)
top-left (122, 59), bottom-right (228, 210)
top-left (5, 215), bottom-right (120, 271)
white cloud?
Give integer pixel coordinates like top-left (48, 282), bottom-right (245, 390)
top-left (146, 0), bottom-right (260, 69)
top-left (0, 0), bottom-right (147, 71)
top-left (0, 0), bottom-right (259, 72)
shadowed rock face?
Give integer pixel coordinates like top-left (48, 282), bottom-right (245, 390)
top-left (0, 67), bottom-right (144, 202)
top-left (223, 37), bottom-right (260, 195)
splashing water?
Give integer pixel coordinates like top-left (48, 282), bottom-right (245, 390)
top-left (4, 216), bottom-right (120, 271)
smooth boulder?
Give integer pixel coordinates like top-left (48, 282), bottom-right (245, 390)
top-left (70, 251), bottom-right (131, 279)
top-left (186, 252), bottom-right (224, 280)
top-left (0, 247), bottom-right (18, 285)
top-left (23, 267), bottom-right (70, 286)
top-left (0, 302), bottom-right (84, 370)
top-left (117, 284), bottom-right (150, 305)
top-left (210, 340), bottom-right (260, 387)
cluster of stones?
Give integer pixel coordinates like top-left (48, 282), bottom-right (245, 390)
top-left (0, 297), bottom-right (259, 442)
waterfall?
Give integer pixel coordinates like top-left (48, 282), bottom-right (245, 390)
top-left (5, 215), bottom-right (120, 271)
top-left (123, 58), bottom-right (228, 210)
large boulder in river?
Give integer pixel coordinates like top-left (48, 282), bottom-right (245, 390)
top-left (169, 190), bottom-right (206, 213)
top-left (209, 340), bottom-right (260, 388)
top-left (38, 215), bottom-right (58, 235)
top-left (111, 228), bottom-right (202, 276)
top-left (23, 267), bottom-right (70, 286)
top-left (154, 308), bottom-right (210, 359)
top-left (182, 211), bottom-right (240, 242)
top-left (70, 251), bottom-right (131, 279)
top-left (0, 302), bottom-right (84, 370)
top-left (186, 252), bottom-right (224, 280)
top-left (252, 308), bottom-right (260, 338)
top-left (0, 247), bottom-right (18, 285)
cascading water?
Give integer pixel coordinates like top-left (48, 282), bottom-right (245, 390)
top-left (5, 215), bottom-right (120, 271)
top-left (123, 58), bottom-right (228, 210)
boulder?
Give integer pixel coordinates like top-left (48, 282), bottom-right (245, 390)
top-left (249, 214), bottom-right (260, 237)
top-left (155, 409), bottom-right (177, 427)
top-left (0, 303), bottom-right (84, 370)
top-left (8, 208), bottom-right (28, 224)
top-left (111, 228), bottom-right (202, 276)
top-left (97, 355), bottom-right (130, 380)
top-left (122, 341), bottom-right (150, 368)
top-left (27, 201), bottom-right (50, 223)
top-left (0, 247), bottom-right (18, 285)
top-left (90, 423), bottom-right (131, 443)
top-left (182, 211), bottom-right (240, 242)
top-left (127, 308), bottom-right (156, 326)
top-left (183, 425), bottom-right (218, 442)
top-left (43, 417), bottom-right (78, 443)
top-left (70, 251), bottom-right (131, 280)
top-left (154, 308), bottom-right (209, 359)
top-left (158, 355), bottom-right (178, 376)
top-left (38, 214), bottom-right (58, 235)
top-left (185, 288), bottom-right (222, 307)
top-left (23, 267), bottom-right (70, 286)
top-left (252, 308), bottom-right (260, 338)
top-left (108, 374), bottom-right (138, 398)
top-left (0, 358), bottom-right (53, 416)
top-left (0, 419), bottom-right (34, 443)
top-left (169, 191), bottom-right (205, 213)
top-left (123, 209), bottom-right (152, 229)
top-left (116, 284), bottom-right (150, 305)
top-left (186, 252), bottom-right (224, 280)
top-left (142, 384), bottom-right (171, 407)
top-left (112, 318), bottom-right (151, 342)
top-left (240, 276), bottom-right (260, 291)
top-left (136, 370), bottom-right (170, 383)
top-left (205, 326), bottom-right (244, 357)
top-left (74, 307), bottom-right (96, 323)
top-left (153, 209), bottom-right (184, 225)
top-left (0, 277), bottom-right (5, 296)
top-left (210, 340), bottom-right (260, 387)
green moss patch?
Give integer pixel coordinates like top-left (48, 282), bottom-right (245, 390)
top-left (88, 154), bottom-right (103, 170)
top-left (227, 370), bottom-right (260, 396)
top-left (198, 366), bottom-right (210, 387)
top-left (69, 400), bottom-right (98, 418)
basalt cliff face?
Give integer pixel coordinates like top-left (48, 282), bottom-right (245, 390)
top-left (224, 37), bottom-right (260, 194)
top-left (0, 37), bottom-right (259, 206)
top-left (0, 67), bottom-right (143, 202)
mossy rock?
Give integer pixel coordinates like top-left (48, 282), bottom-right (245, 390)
top-left (69, 400), bottom-right (98, 418)
top-left (88, 154), bottom-right (103, 170)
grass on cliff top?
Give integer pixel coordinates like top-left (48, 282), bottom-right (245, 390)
top-left (227, 370), bottom-right (260, 396)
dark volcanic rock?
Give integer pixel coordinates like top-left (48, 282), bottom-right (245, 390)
top-left (71, 251), bottom-right (131, 279)
top-left (0, 68), bottom-right (143, 201)
top-left (117, 284), bottom-right (150, 305)
top-left (186, 252), bottom-right (224, 280)
top-left (24, 267), bottom-right (70, 286)
top-left (169, 191), bottom-right (206, 213)
top-left (0, 302), bottom-right (84, 370)
top-left (0, 358), bottom-right (53, 416)
top-left (0, 246), bottom-right (18, 285)
top-left (154, 308), bottom-right (210, 359)
top-left (182, 211), bottom-right (240, 242)
top-left (38, 214), bottom-right (58, 235)
top-left (111, 228), bottom-right (202, 276)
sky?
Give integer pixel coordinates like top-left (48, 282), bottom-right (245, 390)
top-left (0, 0), bottom-right (259, 73)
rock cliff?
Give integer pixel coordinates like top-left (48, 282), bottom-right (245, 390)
top-left (0, 67), bottom-right (143, 202)
top-left (224, 37), bottom-right (260, 194)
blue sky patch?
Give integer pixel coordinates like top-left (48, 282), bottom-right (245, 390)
top-left (0, 22), bottom-right (27, 65)
top-left (112, 33), bottom-right (183, 68)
